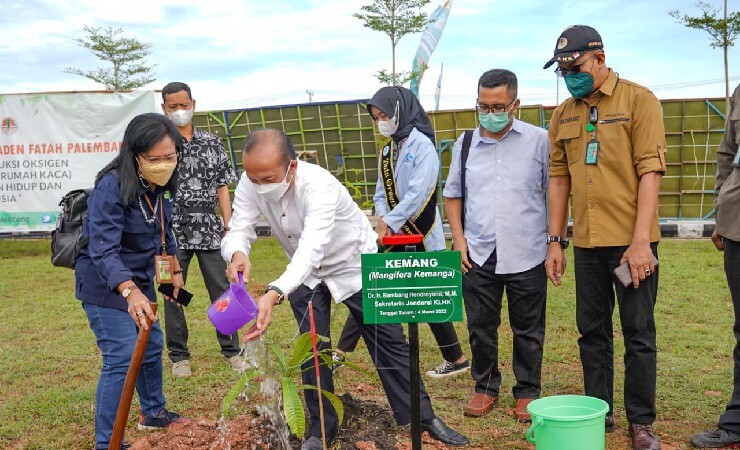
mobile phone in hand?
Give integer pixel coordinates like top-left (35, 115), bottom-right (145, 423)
top-left (158, 284), bottom-right (193, 307)
top-left (613, 255), bottom-right (659, 287)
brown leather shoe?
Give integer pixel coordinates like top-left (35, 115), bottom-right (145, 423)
top-left (463, 392), bottom-right (497, 417)
top-left (513, 398), bottom-right (534, 422)
top-left (629, 423), bottom-right (661, 450)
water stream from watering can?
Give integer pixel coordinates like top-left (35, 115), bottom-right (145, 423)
top-left (214, 337), bottom-right (291, 450)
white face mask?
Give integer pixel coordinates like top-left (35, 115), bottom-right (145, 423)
top-left (168, 108), bottom-right (193, 127)
top-left (253, 164), bottom-right (292, 201)
top-left (377, 101), bottom-right (400, 137)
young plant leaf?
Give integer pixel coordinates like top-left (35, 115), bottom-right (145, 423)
top-left (282, 376), bottom-right (306, 437)
top-left (300, 385), bottom-right (345, 425)
top-left (289, 332), bottom-right (314, 371)
top-left (267, 342), bottom-right (289, 375)
top-left (221, 369), bottom-right (257, 418)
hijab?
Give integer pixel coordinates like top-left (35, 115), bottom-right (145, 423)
top-left (367, 86), bottom-right (436, 145)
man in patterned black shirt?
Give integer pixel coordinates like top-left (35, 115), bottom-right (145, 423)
top-left (161, 82), bottom-right (243, 377)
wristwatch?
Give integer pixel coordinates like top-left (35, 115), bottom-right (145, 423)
top-left (121, 285), bottom-right (139, 299)
top-left (546, 235), bottom-right (570, 249)
top-left (266, 285), bottom-right (285, 305)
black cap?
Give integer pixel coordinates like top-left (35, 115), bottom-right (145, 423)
top-left (543, 25), bottom-right (603, 69)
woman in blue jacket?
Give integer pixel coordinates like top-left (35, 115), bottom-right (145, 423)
top-left (75, 113), bottom-right (187, 450)
top-left (335, 86), bottom-right (469, 378)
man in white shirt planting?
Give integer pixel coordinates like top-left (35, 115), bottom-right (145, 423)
top-left (221, 128), bottom-right (469, 450)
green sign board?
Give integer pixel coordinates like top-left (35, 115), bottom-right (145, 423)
top-left (361, 250), bottom-right (464, 324)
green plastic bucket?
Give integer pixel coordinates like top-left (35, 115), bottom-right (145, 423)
top-left (526, 395), bottom-right (609, 450)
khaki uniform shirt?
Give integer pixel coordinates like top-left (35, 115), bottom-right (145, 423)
top-left (716, 83), bottom-right (740, 242)
top-left (549, 69), bottom-right (667, 248)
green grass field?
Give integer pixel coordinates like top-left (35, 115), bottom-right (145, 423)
top-left (0, 238), bottom-right (734, 449)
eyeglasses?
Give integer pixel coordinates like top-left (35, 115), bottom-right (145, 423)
top-left (475, 99), bottom-right (515, 114)
top-left (139, 153), bottom-right (178, 164)
top-left (554, 55), bottom-right (595, 76)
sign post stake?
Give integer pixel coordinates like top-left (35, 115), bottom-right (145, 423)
top-left (408, 315), bottom-right (422, 450)
top-left (383, 234), bottom-right (425, 450)
top-left (361, 234), bottom-right (463, 450)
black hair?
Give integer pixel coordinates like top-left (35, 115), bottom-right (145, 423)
top-left (478, 69), bottom-right (518, 100)
top-left (243, 128), bottom-right (297, 168)
top-left (161, 82), bottom-right (192, 102)
top-left (95, 113), bottom-right (182, 205)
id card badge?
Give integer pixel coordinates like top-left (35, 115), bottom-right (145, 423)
top-left (155, 254), bottom-right (174, 284)
top-left (585, 139), bottom-right (600, 165)
top-left (732, 150), bottom-right (740, 168)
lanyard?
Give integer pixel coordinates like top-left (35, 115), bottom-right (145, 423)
top-left (143, 193), bottom-right (167, 254)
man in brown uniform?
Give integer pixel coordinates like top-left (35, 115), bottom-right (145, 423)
top-left (543, 25), bottom-right (665, 450)
top-left (691, 83), bottom-right (740, 449)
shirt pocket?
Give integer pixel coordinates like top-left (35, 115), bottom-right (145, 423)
top-left (121, 212), bottom-right (156, 252)
top-left (507, 158), bottom-right (542, 191)
top-left (732, 106), bottom-right (740, 147)
top-left (556, 122), bottom-right (582, 164)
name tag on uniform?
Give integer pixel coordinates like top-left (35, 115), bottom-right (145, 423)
top-left (585, 139), bottom-right (600, 165)
top-left (732, 150), bottom-right (740, 167)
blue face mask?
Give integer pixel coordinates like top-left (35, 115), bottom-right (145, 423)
top-left (564, 72), bottom-right (595, 99)
top-left (479, 111), bottom-right (511, 133)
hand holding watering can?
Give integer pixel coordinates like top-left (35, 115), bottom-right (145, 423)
top-left (209, 252), bottom-right (259, 338)
top-left (223, 251), bottom-right (278, 342)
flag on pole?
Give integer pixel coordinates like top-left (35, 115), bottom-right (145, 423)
top-left (434, 63), bottom-right (443, 111)
top-left (409, 0), bottom-right (453, 98)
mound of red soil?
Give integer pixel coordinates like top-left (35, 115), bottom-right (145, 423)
top-left (129, 416), bottom-right (286, 450)
top-left (129, 393), bottom-right (398, 450)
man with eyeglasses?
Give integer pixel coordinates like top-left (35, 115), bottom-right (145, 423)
top-left (544, 25), bottom-right (666, 450)
top-left (160, 82), bottom-right (243, 377)
top-left (443, 69), bottom-right (549, 422)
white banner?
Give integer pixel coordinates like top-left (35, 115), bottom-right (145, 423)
top-left (0, 90), bottom-right (159, 233)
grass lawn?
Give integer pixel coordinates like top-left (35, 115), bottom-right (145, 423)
top-left (0, 237), bottom-right (734, 449)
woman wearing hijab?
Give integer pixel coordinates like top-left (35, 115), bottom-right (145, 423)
top-left (333, 86), bottom-right (470, 379)
top-left (75, 113), bottom-right (188, 449)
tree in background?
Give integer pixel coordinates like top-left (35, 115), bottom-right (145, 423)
top-left (669, 1), bottom-right (740, 115)
top-left (64, 25), bottom-right (156, 91)
top-left (354, 0), bottom-right (431, 86)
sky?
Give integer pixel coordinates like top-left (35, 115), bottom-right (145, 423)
top-left (1, 0), bottom-right (738, 112)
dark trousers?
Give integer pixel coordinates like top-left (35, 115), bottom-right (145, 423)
top-left (164, 249), bottom-right (240, 362)
top-left (289, 283), bottom-right (435, 440)
top-left (336, 314), bottom-right (464, 363)
top-left (718, 239), bottom-right (740, 433)
top-left (574, 244), bottom-right (659, 424)
top-left (462, 250), bottom-right (547, 399)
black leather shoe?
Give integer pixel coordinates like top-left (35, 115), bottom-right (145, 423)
top-left (421, 416), bottom-right (470, 447)
top-left (605, 415), bottom-right (615, 432)
top-left (301, 436), bottom-right (324, 450)
top-left (691, 428), bottom-right (740, 448)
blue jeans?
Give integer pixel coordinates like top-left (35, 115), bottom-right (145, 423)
top-left (83, 303), bottom-right (166, 449)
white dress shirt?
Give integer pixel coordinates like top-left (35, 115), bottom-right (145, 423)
top-left (221, 160), bottom-right (378, 302)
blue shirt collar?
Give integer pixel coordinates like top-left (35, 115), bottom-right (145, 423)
top-left (474, 118), bottom-right (523, 145)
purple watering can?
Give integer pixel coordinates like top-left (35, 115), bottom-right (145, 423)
top-left (207, 272), bottom-right (258, 335)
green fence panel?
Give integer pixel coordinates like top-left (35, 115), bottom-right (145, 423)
top-left (196, 97), bottom-right (727, 220)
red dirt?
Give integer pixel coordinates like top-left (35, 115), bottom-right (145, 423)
top-left (129, 416), bottom-right (282, 450)
top-left (128, 393), bottom-right (401, 450)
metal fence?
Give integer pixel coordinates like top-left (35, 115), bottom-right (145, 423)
top-left (194, 96), bottom-right (728, 220)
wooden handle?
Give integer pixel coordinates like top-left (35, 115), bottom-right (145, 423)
top-left (109, 303), bottom-right (157, 450)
